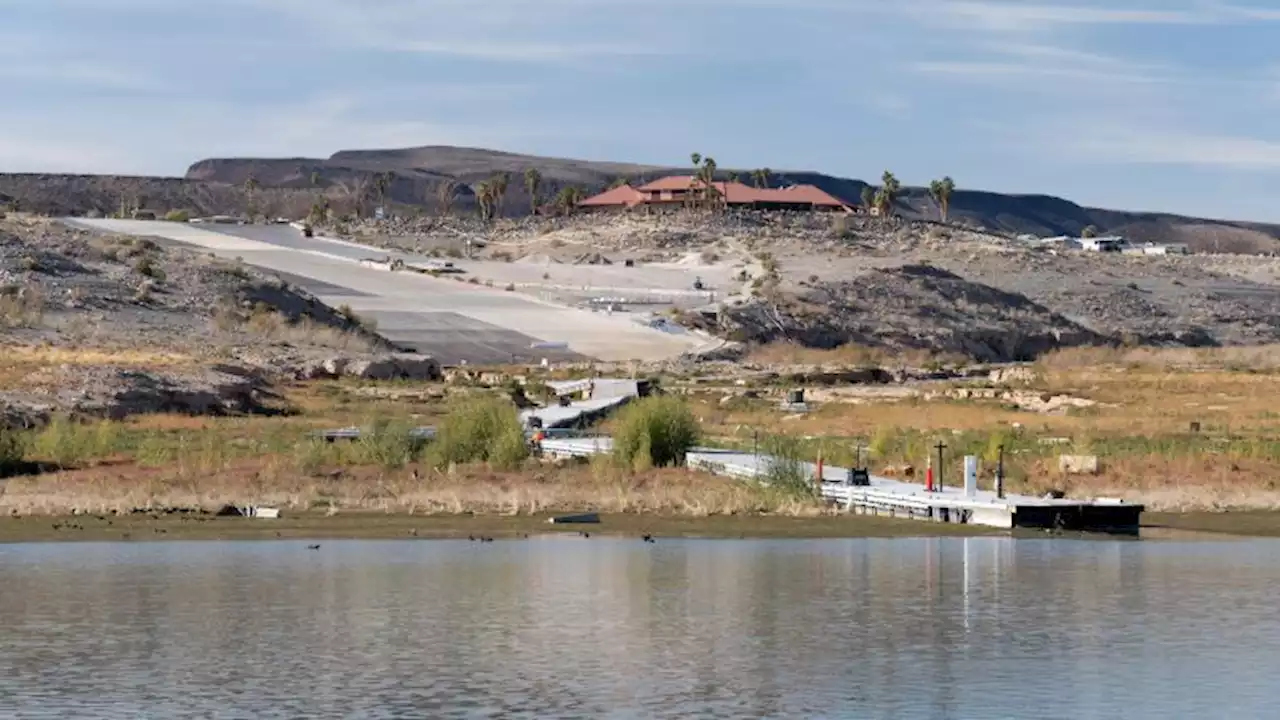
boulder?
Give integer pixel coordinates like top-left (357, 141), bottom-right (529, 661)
top-left (345, 354), bottom-right (440, 381)
top-left (989, 366), bottom-right (1040, 385)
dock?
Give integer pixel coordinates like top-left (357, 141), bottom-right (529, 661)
top-left (520, 378), bottom-right (648, 430)
top-left (539, 437), bottom-right (1143, 533)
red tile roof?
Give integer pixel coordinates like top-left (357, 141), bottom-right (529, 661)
top-left (635, 176), bottom-right (698, 192)
top-left (577, 184), bottom-right (647, 207)
top-left (579, 175), bottom-right (853, 211)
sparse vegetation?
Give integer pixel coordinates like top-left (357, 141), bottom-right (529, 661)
top-left (0, 425), bottom-right (25, 475)
top-left (427, 397), bottom-right (529, 470)
top-left (133, 256), bottom-right (165, 280)
top-left (612, 395), bottom-right (700, 471)
top-left (928, 176), bottom-right (956, 223)
top-left (0, 285), bottom-right (44, 328)
top-left (760, 433), bottom-right (818, 498)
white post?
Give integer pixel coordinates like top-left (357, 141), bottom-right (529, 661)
top-left (964, 455), bottom-right (978, 498)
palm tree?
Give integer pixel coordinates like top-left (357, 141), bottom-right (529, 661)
top-left (243, 176), bottom-right (260, 222)
top-left (373, 172), bottom-right (393, 217)
top-left (308, 171), bottom-right (323, 218)
top-left (489, 172), bottom-right (510, 217)
top-left (928, 176), bottom-right (956, 223)
top-left (436, 180), bottom-right (458, 217)
top-left (346, 175), bottom-right (371, 219)
top-left (553, 186), bottom-right (586, 215)
top-left (524, 168), bottom-right (543, 215)
top-left (874, 170), bottom-right (901, 218)
top-left (695, 156), bottom-right (719, 210)
top-left (860, 185), bottom-right (876, 213)
top-left (476, 181), bottom-right (494, 223)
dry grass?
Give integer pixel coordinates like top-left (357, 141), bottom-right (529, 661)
top-left (0, 346), bottom-right (196, 367)
top-left (0, 378), bottom-right (821, 517)
top-left (682, 346), bottom-right (1280, 511)
top-left (0, 459), bottom-right (825, 518)
top-left (744, 341), bottom-right (964, 368)
top-left (211, 305), bottom-right (380, 353)
top-left (1036, 344), bottom-right (1280, 373)
top-left (0, 346), bottom-right (200, 387)
top-left (0, 285), bottom-right (44, 329)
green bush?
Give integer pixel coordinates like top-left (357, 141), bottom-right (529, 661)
top-left (356, 417), bottom-right (425, 469)
top-left (133, 256), bottom-right (165, 281)
top-left (29, 416), bottom-right (120, 467)
top-left (612, 395), bottom-right (699, 471)
top-left (164, 209), bottom-right (191, 222)
top-left (760, 433), bottom-right (817, 498)
top-left (0, 425), bottom-right (26, 475)
top-left (428, 398), bottom-right (528, 470)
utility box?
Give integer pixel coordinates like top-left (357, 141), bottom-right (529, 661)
top-left (847, 468), bottom-right (870, 487)
top-left (964, 455), bottom-right (978, 498)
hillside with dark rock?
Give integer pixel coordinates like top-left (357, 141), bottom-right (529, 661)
top-left (2, 145), bottom-right (1279, 254)
top-left (708, 265), bottom-right (1108, 363)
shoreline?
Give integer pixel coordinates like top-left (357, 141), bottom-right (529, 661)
top-left (1, 510), bottom-right (1277, 543)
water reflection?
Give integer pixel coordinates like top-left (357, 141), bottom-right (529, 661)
top-left (1, 537), bottom-right (1278, 719)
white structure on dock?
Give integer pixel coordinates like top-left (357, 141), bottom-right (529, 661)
top-left (539, 437), bottom-right (1143, 533)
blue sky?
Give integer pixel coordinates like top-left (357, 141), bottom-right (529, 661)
top-left (2, 0), bottom-right (1279, 221)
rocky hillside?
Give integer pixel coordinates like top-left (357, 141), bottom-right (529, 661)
top-left (4, 145), bottom-right (1278, 254)
top-left (703, 265), bottom-right (1108, 363)
top-left (0, 217), bottom-right (440, 427)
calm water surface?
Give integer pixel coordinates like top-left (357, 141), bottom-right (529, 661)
top-left (1, 537), bottom-right (1278, 719)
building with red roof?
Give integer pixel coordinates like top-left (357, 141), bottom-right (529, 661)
top-left (577, 175), bottom-right (854, 213)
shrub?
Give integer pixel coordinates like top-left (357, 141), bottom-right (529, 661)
top-left (760, 433), bottom-right (817, 498)
top-left (612, 395), bottom-right (699, 471)
top-left (356, 417), bottom-right (426, 469)
top-left (0, 285), bottom-right (44, 328)
top-left (428, 397), bottom-right (528, 470)
top-left (29, 416), bottom-right (119, 467)
top-left (164, 209), bottom-right (191, 223)
top-left (0, 426), bottom-right (26, 476)
top-left (133, 256), bottom-right (165, 280)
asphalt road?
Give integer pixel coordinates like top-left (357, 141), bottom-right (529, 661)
top-left (64, 219), bottom-right (713, 364)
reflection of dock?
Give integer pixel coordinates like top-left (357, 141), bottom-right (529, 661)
top-left (539, 439), bottom-right (1143, 534)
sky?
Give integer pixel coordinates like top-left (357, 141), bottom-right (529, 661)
top-left (2, 0), bottom-right (1280, 221)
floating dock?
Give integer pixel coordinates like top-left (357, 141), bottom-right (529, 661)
top-left (539, 438), bottom-right (1143, 533)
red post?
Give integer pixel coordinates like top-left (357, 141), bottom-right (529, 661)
top-left (925, 457), bottom-right (935, 492)
top-left (815, 453), bottom-right (824, 488)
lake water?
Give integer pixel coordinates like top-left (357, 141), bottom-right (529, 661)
top-left (2, 537), bottom-right (1278, 719)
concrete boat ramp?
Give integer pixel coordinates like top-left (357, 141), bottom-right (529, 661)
top-left (61, 218), bottom-right (719, 365)
top-left (538, 437), bottom-right (1143, 533)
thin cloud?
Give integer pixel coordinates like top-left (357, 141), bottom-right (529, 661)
top-left (906, 0), bottom-right (1280, 31)
top-left (0, 61), bottom-right (162, 92)
top-left (1045, 124), bottom-right (1280, 171)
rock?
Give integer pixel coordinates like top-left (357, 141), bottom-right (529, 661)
top-left (2, 365), bottom-right (273, 423)
top-left (1058, 454), bottom-right (1100, 475)
top-left (345, 354), bottom-right (440, 381)
top-left (989, 366), bottom-right (1039, 384)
